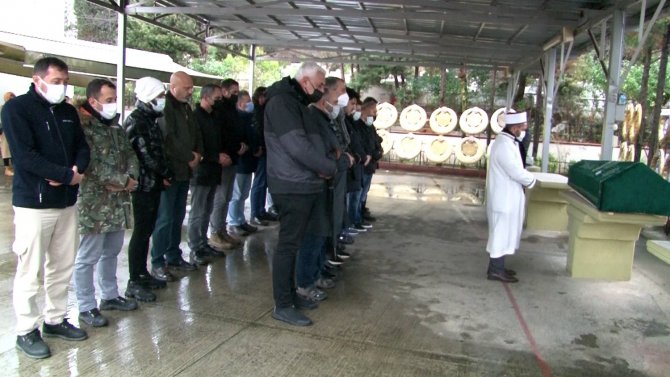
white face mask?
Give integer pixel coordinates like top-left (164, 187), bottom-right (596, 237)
top-left (37, 79), bottom-right (66, 104)
top-left (152, 97), bottom-right (166, 113)
top-left (518, 131), bottom-right (526, 140)
top-left (365, 116), bottom-right (374, 126)
top-left (329, 105), bottom-right (341, 120)
top-left (352, 111), bottom-right (362, 121)
top-left (337, 93), bottom-right (349, 107)
top-left (98, 102), bottom-right (117, 120)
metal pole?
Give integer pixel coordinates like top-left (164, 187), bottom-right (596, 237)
top-left (116, 0), bottom-right (127, 122)
top-left (600, 9), bottom-right (625, 160)
top-left (248, 44), bottom-right (256, 91)
top-left (542, 48), bottom-right (556, 173)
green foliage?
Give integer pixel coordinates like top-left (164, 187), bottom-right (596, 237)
top-left (126, 18), bottom-right (201, 66)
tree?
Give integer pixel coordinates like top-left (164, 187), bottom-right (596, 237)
top-left (648, 22), bottom-right (670, 167)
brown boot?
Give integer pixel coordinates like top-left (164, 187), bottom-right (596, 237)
top-left (220, 230), bottom-right (242, 246)
top-left (208, 232), bottom-right (235, 251)
top-left (4, 166), bottom-right (14, 176)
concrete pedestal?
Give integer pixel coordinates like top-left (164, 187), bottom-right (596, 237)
top-left (560, 191), bottom-right (665, 280)
top-left (561, 191), bottom-right (665, 281)
top-left (525, 173), bottom-right (570, 232)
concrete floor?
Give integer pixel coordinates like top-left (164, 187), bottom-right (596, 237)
top-left (0, 170), bottom-right (668, 377)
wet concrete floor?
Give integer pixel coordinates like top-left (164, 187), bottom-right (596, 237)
top-left (0, 170), bottom-right (668, 376)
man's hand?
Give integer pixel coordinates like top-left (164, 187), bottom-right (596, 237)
top-left (253, 147), bottom-right (263, 157)
top-left (219, 153), bottom-right (232, 166)
top-left (364, 155), bottom-right (372, 166)
top-left (237, 142), bottom-right (249, 155)
top-left (346, 152), bottom-right (355, 167)
top-left (163, 179), bottom-right (171, 187)
top-left (125, 177), bottom-right (138, 192)
top-left (188, 151), bottom-right (202, 169)
top-left (69, 165), bottom-right (83, 185)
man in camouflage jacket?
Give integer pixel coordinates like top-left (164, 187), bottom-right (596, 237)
top-left (73, 79), bottom-right (140, 328)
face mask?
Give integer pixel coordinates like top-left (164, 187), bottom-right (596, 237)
top-left (307, 89), bottom-right (323, 104)
top-left (245, 102), bottom-right (254, 113)
top-left (98, 102), bottom-right (117, 120)
top-left (353, 111), bottom-right (362, 121)
top-left (329, 105), bottom-right (341, 120)
top-left (337, 93), bottom-right (349, 107)
top-left (213, 99), bottom-right (224, 109)
top-left (37, 79), bottom-right (66, 104)
top-left (228, 94), bottom-right (238, 104)
top-left (151, 97), bottom-right (166, 113)
top-left (518, 131), bottom-right (526, 140)
top-left (365, 116), bottom-right (374, 126)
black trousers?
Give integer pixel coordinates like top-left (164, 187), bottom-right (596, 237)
top-left (272, 192), bottom-right (321, 308)
top-left (128, 190), bottom-right (162, 280)
top-left (488, 256), bottom-right (506, 274)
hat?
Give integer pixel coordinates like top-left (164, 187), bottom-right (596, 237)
top-left (505, 111), bottom-right (527, 125)
top-left (134, 77), bottom-right (165, 103)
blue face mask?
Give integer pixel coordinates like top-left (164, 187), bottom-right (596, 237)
top-left (245, 102), bottom-right (254, 113)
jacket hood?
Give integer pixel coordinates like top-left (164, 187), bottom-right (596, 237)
top-left (265, 76), bottom-right (310, 106)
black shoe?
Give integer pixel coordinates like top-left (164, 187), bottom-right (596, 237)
top-left (293, 295), bottom-right (318, 310)
top-left (16, 329), bottom-right (50, 359)
top-left (100, 296), bottom-right (138, 311)
top-left (240, 223), bottom-right (258, 233)
top-left (203, 244), bottom-right (226, 258)
top-left (258, 212), bottom-right (278, 222)
top-left (190, 250), bottom-right (211, 266)
top-left (363, 213), bottom-right (376, 222)
top-left (126, 280), bottom-right (157, 302)
top-left (151, 265), bottom-right (176, 282)
top-left (228, 225), bottom-right (250, 237)
top-left (361, 222), bottom-right (373, 229)
top-left (249, 217), bottom-right (269, 226)
top-left (487, 272), bottom-right (519, 283)
top-left (321, 269), bottom-right (337, 280)
top-left (353, 224), bottom-right (368, 232)
top-left (505, 268), bottom-right (517, 276)
top-left (78, 309), bottom-right (108, 328)
top-left (271, 307), bottom-right (313, 326)
top-left (42, 319), bottom-right (88, 341)
top-left (267, 207), bottom-right (279, 218)
top-left (167, 258), bottom-right (198, 271)
top-left (338, 234), bottom-right (354, 245)
top-left (138, 274), bottom-right (167, 289)
top-left (337, 251), bottom-right (351, 260)
top-left (336, 243), bottom-right (346, 252)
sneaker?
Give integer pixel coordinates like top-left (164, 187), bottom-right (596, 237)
top-left (203, 244), bottom-right (226, 257)
top-left (240, 223), bottom-right (258, 233)
top-left (78, 309), bottom-right (108, 328)
top-left (296, 286), bottom-right (328, 301)
top-left (190, 250), bottom-right (211, 266)
top-left (220, 230), bottom-right (242, 245)
top-left (271, 307), bottom-right (312, 326)
top-left (321, 269), bottom-right (337, 280)
top-left (353, 224), bottom-right (368, 232)
top-left (167, 258), bottom-right (197, 271)
top-left (328, 255), bottom-right (346, 265)
top-left (151, 265), bottom-right (176, 282)
top-left (345, 227), bottom-right (360, 235)
top-left (137, 274), bottom-right (167, 289)
top-left (249, 217), bottom-right (269, 226)
top-left (16, 329), bottom-right (50, 359)
top-left (208, 233), bottom-right (235, 251)
top-left (228, 225), bottom-right (249, 237)
top-left (100, 296), bottom-right (138, 311)
top-left (337, 251), bottom-right (351, 260)
top-left (338, 234), bottom-right (354, 245)
top-left (361, 222), bottom-right (373, 229)
top-left (125, 280), bottom-right (157, 302)
top-left (43, 319), bottom-right (88, 341)
top-left (363, 213), bottom-right (376, 222)
top-left (293, 295), bottom-right (318, 310)
top-left (316, 277), bottom-right (335, 289)
top-left (258, 212), bottom-right (278, 222)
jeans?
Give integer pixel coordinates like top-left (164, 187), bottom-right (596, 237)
top-left (347, 190), bottom-right (363, 226)
top-left (187, 184), bottom-right (218, 251)
top-left (151, 180), bottom-right (189, 267)
top-left (296, 234), bottom-right (326, 289)
top-left (210, 165), bottom-right (236, 233)
top-left (360, 172), bottom-right (373, 210)
top-left (226, 173), bottom-right (252, 226)
top-left (128, 190), bottom-right (161, 280)
top-left (74, 231), bottom-right (124, 312)
top-left (272, 192), bottom-right (321, 308)
top-left (250, 155), bottom-right (268, 218)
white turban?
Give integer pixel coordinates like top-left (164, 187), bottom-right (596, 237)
top-left (505, 111), bottom-right (527, 125)
top-left (134, 77), bottom-right (165, 103)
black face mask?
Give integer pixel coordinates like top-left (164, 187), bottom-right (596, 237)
top-left (306, 89), bottom-right (323, 104)
top-left (213, 99), bottom-right (225, 109)
top-left (227, 94), bottom-right (238, 104)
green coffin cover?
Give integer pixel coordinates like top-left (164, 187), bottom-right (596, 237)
top-left (568, 160), bottom-right (670, 215)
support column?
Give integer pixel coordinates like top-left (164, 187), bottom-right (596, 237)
top-left (116, 0), bottom-right (127, 122)
top-left (247, 44), bottom-right (256, 91)
top-left (542, 48), bottom-right (556, 173)
top-left (505, 71), bottom-right (519, 110)
top-left (600, 9), bottom-right (625, 160)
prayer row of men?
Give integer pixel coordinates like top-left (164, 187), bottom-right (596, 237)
top-left (0, 57), bottom-right (384, 359)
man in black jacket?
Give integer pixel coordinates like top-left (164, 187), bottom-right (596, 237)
top-left (265, 62), bottom-right (337, 326)
top-left (1, 57), bottom-right (90, 359)
top-left (188, 84), bottom-right (231, 258)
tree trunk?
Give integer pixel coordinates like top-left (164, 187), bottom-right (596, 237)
top-left (513, 73), bottom-right (527, 108)
top-left (635, 46), bottom-right (652, 162)
top-left (648, 23), bottom-right (670, 167)
top-left (400, 73), bottom-right (406, 87)
top-left (340, 63), bottom-right (345, 80)
top-left (533, 77), bottom-right (544, 158)
top-left (414, 66), bottom-right (419, 78)
top-left (439, 67), bottom-right (446, 106)
top-left (487, 68), bottom-right (496, 147)
top-left (350, 64), bottom-right (355, 80)
top-left (393, 73), bottom-right (400, 89)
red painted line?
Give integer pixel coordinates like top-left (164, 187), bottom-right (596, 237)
top-left (502, 282), bottom-right (553, 377)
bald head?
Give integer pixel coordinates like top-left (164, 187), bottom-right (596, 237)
top-left (170, 71), bottom-right (194, 103)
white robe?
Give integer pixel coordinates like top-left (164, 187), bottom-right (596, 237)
top-left (486, 132), bottom-right (536, 258)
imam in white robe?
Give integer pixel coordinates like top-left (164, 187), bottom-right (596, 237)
top-left (486, 132), bottom-right (536, 258)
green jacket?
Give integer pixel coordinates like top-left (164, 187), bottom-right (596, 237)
top-left (159, 92), bottom-right (203, 181)
top-left (77, 105), bottom-right (139, 234)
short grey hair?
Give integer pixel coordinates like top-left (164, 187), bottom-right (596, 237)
top-left (295, 62), bottom-right (326, 81)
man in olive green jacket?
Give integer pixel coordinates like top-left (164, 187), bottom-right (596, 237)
top-left (74, 79), bottom-right (140, 328)
top-left (150, 72), bottom-right (204, 281)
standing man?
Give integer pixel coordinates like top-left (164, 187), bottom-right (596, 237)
top-left (264, 62), bottom-right (337, 326)
top-left (1, 57), bottom-right (90, 359)
top-left (74, 79), bottom-right (140, 328)
top-left (249, 86), bottom-right (277, 226)
top-left (486, 111), bottom-right (536, 283)
top-left (188, 84), bottom-right (232, 258)
top-left (151, 71), bottom-right (204, 281)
